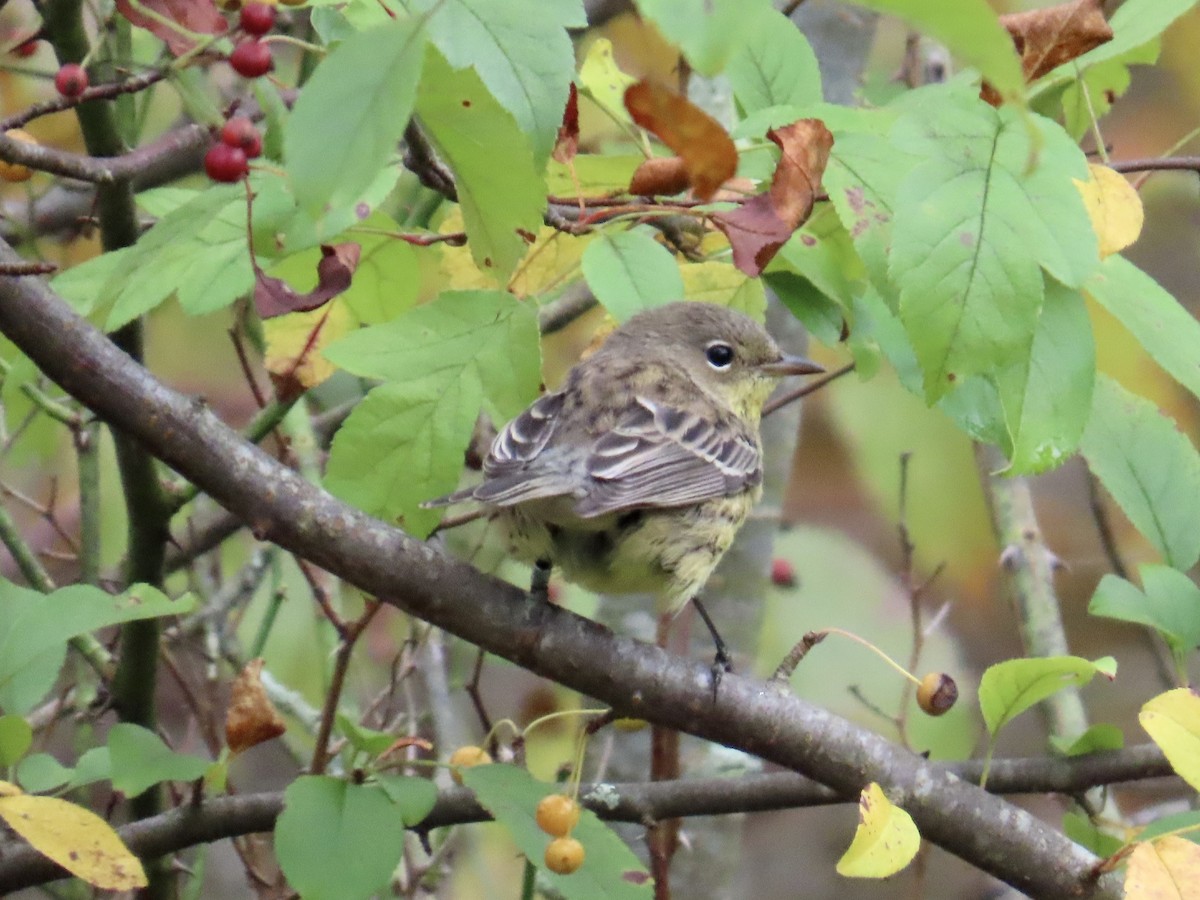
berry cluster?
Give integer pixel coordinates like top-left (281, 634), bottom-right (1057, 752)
top-left (537, 793), bottom-right (584, 874)
top-left (230, 3), bottom-right (276, 79)
top-left (205, 116), bottom-right (263, 183)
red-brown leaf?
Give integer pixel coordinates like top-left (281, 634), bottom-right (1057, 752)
top-left (552, 82), bottom-right (580, 165)
top-left (254, 243), bottom-right (361, 319)
top-left (629, 156), bottom-right (691, 196)
top-left (623, 80), bottom-right (737, 201)
top-left (115, 0), bottom-right (227, 56)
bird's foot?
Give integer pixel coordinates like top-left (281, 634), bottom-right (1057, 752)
top-left (530, 559), bottom-right (552, 604)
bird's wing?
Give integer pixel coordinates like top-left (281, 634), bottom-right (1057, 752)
top-left (574, 396), bottom-right (762, 518)
top-left (469, 390), bottom-right (580, 506)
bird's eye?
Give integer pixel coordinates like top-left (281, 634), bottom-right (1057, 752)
top-left (705, 342), bottom-right (735, 369)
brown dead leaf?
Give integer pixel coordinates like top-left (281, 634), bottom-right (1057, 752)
top-left (982, 0), bottom-right (1111, 104)
top-left (225, 658), bottom-right (286, 756)
top-left (629, 156), bottom-right (691, 196)
top-left (115, 0), bottom-right (227, 56)
top-left (552, 83), bottom-right (580, 165)
top-left (712, 119), bottom-right (834, 276)
top-left (624, 80), bottom-right (737, 201)
top-left (255, 242), bottom-right (361, 319)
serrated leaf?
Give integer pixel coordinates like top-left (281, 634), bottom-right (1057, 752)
top-left (1085, 255), bottom-right (1200, 405)
top-left (0, 582), bottom-right (194, 714)
top-left (889, 84), bottom-right (1098, 398)
top-left (107, 724), bottom-right (210, 798)
top-left (836, 782), bottom-right (920, 878)
top-left (979, 656), bottom-right (1115, 736)
top-left (1080, 375), bottom-right (1200, 571)
top-left (680, 261), bottom-right (766, 321)
top-left (464, 763), bottom-right (652, 898)
top-left (413, 0), bottom-right (583, 165)
top-left (415, 45), bottom-right (545, 281)
top-left (581, 228), bottom-right (684, 322)
top-left (284, 18), bottom-right (425, 215)
top-left (275, 777), bottom-right (406, 900)
top-left (634, 0), bottom-right (772, 75)
top-left (1140, 688), bottom-right (1200, 792)
top-left (324, 290), bottom-right (540, 534)
top-left (1125, 836), bottom-right (1200, 899)
top-left (1089, 567), bottom-right (1200, 661)
top-left (726, 7), bottom-right (821, 113)
top-left (846, 0), bottom-right (1024, 100)
top-left (0, 792), bottom-right (146, 890)
top-left (263, 300), bottom-right (357, 391)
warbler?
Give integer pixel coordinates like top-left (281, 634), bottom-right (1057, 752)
top-left (426, 301), bottom-right (822, 647)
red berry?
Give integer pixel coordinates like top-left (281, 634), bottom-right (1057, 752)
top-left (229, 40), bottom-right (272, 78)
top-left (12, 39), bottom-right (38, 58)
top-left (220, 116), bottom-right (262, 158)
top-left (54, 63), bottom-right (88, 98)
top-left (204, 142), bottom-right (248, 182)
top-left (770, 557), bottom-right (797, 588)
top-left (239, 3), bottom-right (276, 37)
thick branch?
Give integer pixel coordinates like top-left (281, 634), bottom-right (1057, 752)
top-left (0, 247), bottom-right (1123, 900)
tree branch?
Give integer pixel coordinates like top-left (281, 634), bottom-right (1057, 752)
top-left (0, 244), bottom-right (1125, 899)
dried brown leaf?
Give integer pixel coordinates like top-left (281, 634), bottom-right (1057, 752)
top-left (552, 82), bottom-right (580, 165)
top-left (623, 80), bottom-right (737, 201)
top-left (629, 156), bottom-right (691, 197)
top-left (225, 658), bottom-right (286, 755)
top-left (255, 242), bottom-right (361, 319)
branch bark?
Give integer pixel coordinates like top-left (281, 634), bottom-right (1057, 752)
top-left (0, 245), bottom-right (1125, 900)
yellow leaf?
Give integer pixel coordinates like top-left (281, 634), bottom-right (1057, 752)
top-left (0, 794), bottom-right (147, 890)
top-left (836, 783), bottom-right (921, 878)
top-left (1140, 688), bottom-right (1200, 792)
top-left (1073, 163), bottom-right (1144, 258)
top-left (263, 300), bottom-right (356, 391)
top-left (680, 261), bottom-right (767, 322)
top-left (1125, 836), bottom-right (1200, 900)
top-left (0, 779), bottom-right (21, 797)
top-left (578, 37), bottom-right (636, 125)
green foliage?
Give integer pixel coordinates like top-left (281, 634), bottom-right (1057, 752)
top-left (1049, 724), bottom-right (1124, 758)
top-left (0, 582), bottom-right (194, 714)
top-left (275, 776), bottom-right (410, 900)
top-left (1080, 376), bottom-right (1200, 571)
top-left (634, 0), bottom-right (773, 76)
top-left (463, 763), bottom-right (653, 898)
top-left (582, 227), bottom-right (686, 321)
top-left (107, 724), bottom-right (210, 798)
top-left (978, 656), bottom-right (1116, 738)
top-left (1090, 566), bottom-right (1200, 670)
top-left (726, 7), bottom-right (822, 113)
top-left (0, 714), bottom-right (32, 766)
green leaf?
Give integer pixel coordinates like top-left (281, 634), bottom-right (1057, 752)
top-left (0, 581), bottom-right (194, 714)
top-left (679, 261), bottom-right (765, 322)
top-left (15, 752), bottom-right (72, 793)
top-left (324, 290), bottom-right (540, 535)
top-left (1049, 723), bottom-right (1124, 757)
top-left (412, 0), bottom-right (583, 165)
top-left (726, 8), bottom-right (821, 113)
top-left (890, 85), bottom-right (1097, 398)
top-left (844, 0), bottom-right (1023, 100)
top-left (1062, 810), bottom-right (1124, 858)
top-left (107, 724), bottom-right (210, 798)
top-left (375, 775), bottom-right (437, 827)
top-left (634, 0), bottom-right (773, 76)
top-left (545, 154), bottom-right (642, 197)
top-left (50, 247), bottom-right (131, 317)
top-left (336, 713), bottom-right (396, 757)
top-left (275, 776), bottom-right (406, 900)
top-left (284, 17), bottom-right (426, 216)
top-left (463, 763), bottom-right (652, 898)
top-left (1080, 375), bottom-right (1200, 571)
top-left (1089, 566), bottom-right (1200, 661)
top-left (1136, 809), bottom-right (1200, 844)
top-left (1086, 255), bottom-right (1200, 405)
top-left (0, 714), bottom-right (32, 765)
top-left (979, 656), bottom-right (1116, 737)
top-left (1058, 42), bottom-right (1159, 140)
top-left (70, 747), bottom-right (112, 789)
top-left (581, 228), bottom-right (685, 322)
top-left (415, 45), bottom-right (545, 281)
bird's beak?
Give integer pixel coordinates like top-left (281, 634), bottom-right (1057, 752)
top-left (759, 354), bottom-right (825, 377)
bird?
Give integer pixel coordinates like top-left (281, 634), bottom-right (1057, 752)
top-left (425, 300), bottom-right (823, 669)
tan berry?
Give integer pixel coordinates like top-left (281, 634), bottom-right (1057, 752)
top-left (916, 672), bottom-right (958, 716)
top-left (448, 745), bottom-right (492, 784)
top-left (544, 836), bottom-right (585, 874)
top-left (0, 129), bottom-right (37, 183)
top-left (536, 793), bottom-right (581, 837)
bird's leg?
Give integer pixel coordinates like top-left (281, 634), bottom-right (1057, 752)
top-left (530, 558), bottom-right (553, 603)
top-left (691, 596), bottom-right (732, 695)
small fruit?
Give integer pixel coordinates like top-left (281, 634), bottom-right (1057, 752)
top-left (536, 794), bottom-right (580, 837)
top-left (0, 129), bottom-right (38, 183)
top-left (448, 745), bottom-right (492, 784)
top-left (229, 40), bottom-right (272, 78)
top-left (916, 672), bottom-right (958, 717)
top-left (204, 142), bottom-right (248, 183)
top-left (544, 836), bottom-right (585, 874)
top-left (220, 116), bottom-right (262, 158)
top-left (770, 557), bottom-right (797, 588)
top-left (54, 63), bottom-right (88, 98)
top-left (239, 3), bottom-right (276, 36)
top-left (12, 39), bottom-right (38, 58)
